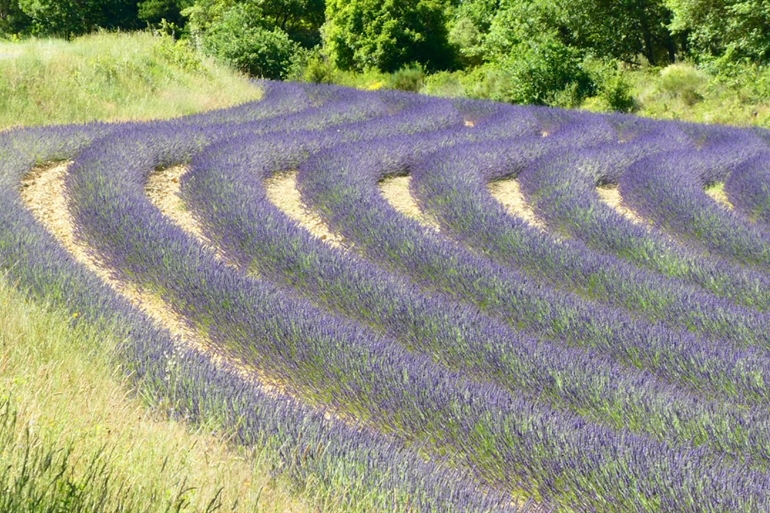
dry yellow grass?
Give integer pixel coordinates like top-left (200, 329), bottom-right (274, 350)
top-left (0, 266), bottom-right (313, 513)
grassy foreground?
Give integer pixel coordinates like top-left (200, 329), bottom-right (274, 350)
top-left (0, 276), bottom-right (316, 512)
top-left (0, 33), bottom-right (323, 513)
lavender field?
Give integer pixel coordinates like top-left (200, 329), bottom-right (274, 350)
top-left (4, 81), bottom-right (770, 512)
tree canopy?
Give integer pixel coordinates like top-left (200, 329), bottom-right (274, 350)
top-left (1, 0), bottom-right (769, 111)
top-left (323, 0), bottom-right (454, 72)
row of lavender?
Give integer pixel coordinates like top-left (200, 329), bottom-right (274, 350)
top-left (0, 85), bottom-right (527, 513)
top-left (178, 84), bottom-right (770, 509)
top-left (4, 80), bottom-right (770, 510)
top-left (185, 118), bottom-right (770, 462)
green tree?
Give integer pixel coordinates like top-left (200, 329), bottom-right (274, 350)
top-left (184, 0), bottom-right (324, 48)
top-left (203, 3), bottom-right (298, 78)
top-left (498, 32), bottom-right (595, 106)
top-left (17, 0), bottom-right (140, 37)
top-left (323, 0), bottom-right (455, 72)
top-left (258, 0), bottom-right (325, 48)
top-left (450, 0), bottom-right (676, 66)
top-left (0, 0), bottom-right (32, 36)
top-left (666, 0), bottom-right (770, 62)
top-left (556, 0), bottom-right (676, 65)
top-left (139, 0), bottom-right (191, 27)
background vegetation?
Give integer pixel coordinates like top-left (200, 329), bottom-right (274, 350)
top-left (0, 31), bottom-right (261, 128)
top-left (2, 0), bottom-right (770, 125)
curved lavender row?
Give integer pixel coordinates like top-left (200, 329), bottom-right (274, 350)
top-left (621, 138), bottom-right (770, 271)
top-left (299, 134), bottom-right (770, 407)
top-left (726, 151), bottom-right (770, 228)
top-left (62, 113), bottom-right (770, 511)
top-left (410, 132), bottom-right (770, 348)
top-left (0, 127), bottom-right (525, 513)
top-left (177, 80), bottom-right (465, 144)
top-left (182, 127), bottom-right (770, 472)
top-left (175, 80), bottom-right (440, 127)
top-left (509, 135), bottom-right (770, 311)
top-left (177, 80), bottom-right (315, 126)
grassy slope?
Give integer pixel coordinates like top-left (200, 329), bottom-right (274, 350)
top-left (0, 277), bottom-right (312, 512)
top-left (0, 32), bottom-right (261, 128)
top-left (0, 33), bottom-right (322, 513)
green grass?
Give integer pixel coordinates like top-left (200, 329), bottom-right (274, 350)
top-left (626, 63), bottom-right (770, 127)
top-left (0, 31), bottom-right (261, 129)
top-left (0, 33), bottom-right (322, 512)
top-left (0, 275), bottom-right (317, 512)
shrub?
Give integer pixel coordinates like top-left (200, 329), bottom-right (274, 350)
top-left (659, 63), bottom-right (707, 105)
top-left (203, 4), bottom-right (297, 80)
top-left (387, 65), bottom-right (426, 92)
top-left (583, 58), bottom-right (637, 113)
top-left (300, 49), bottom-right (336, 84)
top-left (492, 35), bottom-right (595, 107)
top-left (153, 34), bottom-right (201, 72)
top-left (323, 0), bottom-right (455, 73)
top-left (422, 70), bottom-right (466, 97)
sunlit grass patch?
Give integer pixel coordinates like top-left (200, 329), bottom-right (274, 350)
top-left (0, 32), bottom-right (261, 129)
top-left (0, 275), bottom-right (313, 512)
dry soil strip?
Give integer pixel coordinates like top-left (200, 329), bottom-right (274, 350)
top-left (146, 165), bottom-right (364, 426)
top-left (146, 166), bottom-right (235, 265)
top-left (704, 183), bottom-right (735, 211)
top-left (488, 178), bottom-right (549, 231)
top-left (264, 171), bottom-right (347, 247)
top-left (378, 175), bottom-right (442, 232)
top-left (20, 162), bottom-right (293, 402)
top-left (595, 184), bottom-right (651, 227)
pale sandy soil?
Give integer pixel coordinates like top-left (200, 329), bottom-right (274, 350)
top-left (145, 165), bottom-right (365, 424)
top-left (378, 175), bottom-right (442, 232)
top-left (488, 178), bottom-right (548, 231)
top-left (704, 183), bottom-right (735, 211)
top-left (596, 185), bottom-right (651, 227)
top-left (264, 171), bottom-right (347, 247)
top-left (145, 166), bottom-right (234, 265)
top-left (20, 163), bottom-right (287, 401)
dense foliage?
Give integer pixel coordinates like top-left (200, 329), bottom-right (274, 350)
top-left (202, 3), bottom-right (297, 79)
top-left (323, 0), bottom-right (454, 72)
top-left (3, 0), bottom-right (770, 112)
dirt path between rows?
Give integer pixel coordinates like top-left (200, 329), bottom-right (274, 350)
top-left (264, 171), bottom-right (347, 247)
top-left (596, 184), bottom-right (650, 227)
top-left (704, 183), bottom-right (735, 211)
top-left (488, 178), bottom-right (548, 231)
top-left (145, 166), bottom-right (235, 265)
top-left (20, 163), bottom-right (295, 404)
top-left (378, 175), bottom-right (442, 232)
